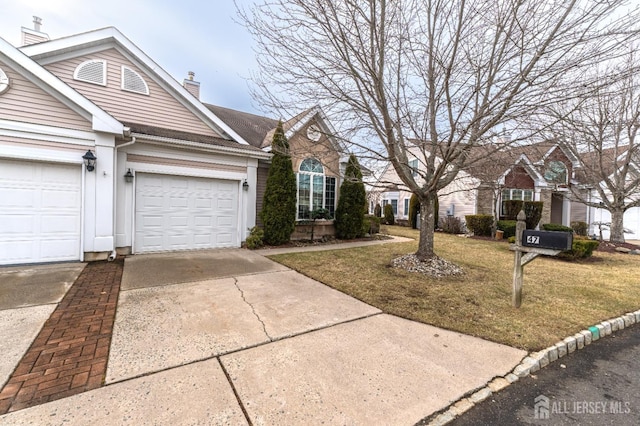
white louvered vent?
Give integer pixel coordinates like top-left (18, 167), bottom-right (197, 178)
top-left (73, 60), bottom-right (106, 85)
top-left (121, 66), bottom-right (149, 95)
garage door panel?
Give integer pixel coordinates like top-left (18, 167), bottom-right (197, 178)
top-left (41, 164), bottom-right (79, 183)
top-left (139, 195), bottom-right (163, 208)
top-left (0, 159), bottom-right (81, 265)
top-left (216, 233), bottom-right (233, 244)
top-left (194, 198), bottom-right (212, 208)
top-left (0, 188), bottom-right (37, 207)
top-left (41, 215), bottom-right (79, 234)
top-left (137, 214), bottom-right (163, 228)
top-left (41, 238), bottom-right (78, 259)
top-left (217, 198), bottom-right (234, 210)
top-left (0, 241), bottom-right (35, 263)
top-left (194, 216), bottom-right (213, 227)
top-left (169, 215), bottom-right (189, 227)
top-left (135, 173), bottom-right (239, 253)
top-left (0, 215), bottom-right (36, 234)
top-left (42, 189), bottom-right (79, 208)
top-left (217, 216), bottom-right (234, 227)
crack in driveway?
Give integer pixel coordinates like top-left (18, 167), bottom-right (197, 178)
top-left (233, 278), bottom-right (272, 341)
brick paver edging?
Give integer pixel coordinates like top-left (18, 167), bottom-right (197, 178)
top-left (0, 258), bottom-right (123, 414)
top-left (425, 309), bottom-right (640, 426)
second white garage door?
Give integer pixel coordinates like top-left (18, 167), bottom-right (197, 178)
top-left (135, 173), bottom-right (239, 253)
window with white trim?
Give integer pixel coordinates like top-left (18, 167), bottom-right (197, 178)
top-left (297, 158), bottom-right (336, 220)
top-left (404, 198), bottom-right (409, 216)
top-left (121, 66), bottom-right (149, 95)
top-left (73, 60), bottom-right (106, 86)
top-left (391, 199), bottom-right (398, 215)
top-left (501, 189), bottom-right (533, 216)
top-left (409, 158), bottom-right (419, 177)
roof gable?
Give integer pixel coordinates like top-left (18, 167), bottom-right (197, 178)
top-left (0, 36), bottom-right (122, 134)
top-left (20, 27), bottom-right (249, 144)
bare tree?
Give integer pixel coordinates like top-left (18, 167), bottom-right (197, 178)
top-left (544, 53), bottom-right (640, 243)
top-left (238, 0), bottom-right (639, 260)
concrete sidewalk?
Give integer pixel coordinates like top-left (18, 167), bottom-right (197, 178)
top-left (1, 242), bottom-right (527, 425)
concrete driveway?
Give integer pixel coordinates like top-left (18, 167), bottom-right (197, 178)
top-left (0, 263), bottom-right (85, 390)
top-left (0, 248), bottom-right (527, 425)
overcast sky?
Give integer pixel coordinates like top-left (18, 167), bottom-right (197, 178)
top-left (0, 0), bottom-right (264, 115)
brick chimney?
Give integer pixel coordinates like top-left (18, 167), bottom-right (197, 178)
top-left (21, 16), bottom-right (50, 46)
top-left (183, 71), bottom-right (200, 100)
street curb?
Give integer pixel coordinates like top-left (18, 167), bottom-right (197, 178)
top-left (425, 309), bottom-right (640, 426)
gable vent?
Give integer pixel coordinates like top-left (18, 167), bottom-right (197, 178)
top-left (121, 66), bottom-right (149, 95)
top-left (73, 60), bottom-right (106, 85)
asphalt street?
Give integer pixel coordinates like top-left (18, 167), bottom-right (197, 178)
top-left (446, 325), bottom-right (640, 425)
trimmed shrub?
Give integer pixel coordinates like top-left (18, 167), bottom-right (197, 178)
top-left (363, 215), bottom-right (381, 234)
top-left (335, 155), bottom-right (367, 239)
top-left (524, 201), bottom-right (544, 229)
top-left (503, 200), bottom-right (523, 220)
top-left (542, 223), bottom-right (574, 233)
top-left (383, 203), bottom-right (395, 225)
top-left (465, 214), bottom-right (493, 236)
top-left (440, 216), bottom-right (465, 234)
top-left (497, 220), bottom-right (517, 238)
top-left (409, 194), bottom-right (420, 229)
top-left (558, 237), bottom-right (600, 260)
top-left (245, 227), bottom-right (264, 249)
top-left (260, 121), bottom-right (297, 245)
top-left (374, 203), bottom-right (382, 217)
top-left (571, 221), bottom-right (588, 236)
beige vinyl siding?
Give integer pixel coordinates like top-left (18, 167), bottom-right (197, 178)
top-left (571, 200), bottom-right (588, 224)
top-left (44, 49), bottom-right (217, 137)
top-left (0, 60), bottom-right (92, 131)
top-left (22, 32), bottom-right (49, 46)
top-left (127, 153), bottom-right (245, 173)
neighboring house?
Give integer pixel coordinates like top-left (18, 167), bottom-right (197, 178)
top-left (371, 141), bottom-right (640, 238)
top-left (0, 22), bottom-right (349, 266)
top-left (206, 104), bottom-right (349, 226)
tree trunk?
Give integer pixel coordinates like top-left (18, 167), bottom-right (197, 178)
top-left (610, 208), bottom-right (625, 243)
top-left (416, 192), bottom-right (437, 260)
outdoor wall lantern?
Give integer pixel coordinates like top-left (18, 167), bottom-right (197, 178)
top-left (82, 150), bottom-right (96, 172)
top-left (243, 180), bottom-right (249, 191)
top-left (124, 169), bottom-right (134, 183)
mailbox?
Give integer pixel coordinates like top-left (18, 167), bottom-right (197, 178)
top-left (522, 230), bottom-right (573, 251)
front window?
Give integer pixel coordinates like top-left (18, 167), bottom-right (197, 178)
top-left (501, 188), bottom-right (533, 216)
top-left (297, 158), bottom-right (336, 219)
top-left (544, 161), bottom-right (568, 184)
top-left (409, 158), bottom-right (419, 177)
top-left (404, 198), bottom-right (409, 216)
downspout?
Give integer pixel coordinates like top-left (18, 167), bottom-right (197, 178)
top-left (108, 131), bottom-right (136, 261)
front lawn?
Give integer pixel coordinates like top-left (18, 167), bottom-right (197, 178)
top-left (267, 225), bottom-right (640, 351)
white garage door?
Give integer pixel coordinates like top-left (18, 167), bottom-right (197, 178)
top-left (135, 173), bottom-right (239, 253)
top-left (0, 158), bottom-right (82, 265)
top-left (592, 207), bottom-right (640, 240)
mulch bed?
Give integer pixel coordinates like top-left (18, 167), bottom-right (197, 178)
top-left (257, 233), bottom-right (393, 250)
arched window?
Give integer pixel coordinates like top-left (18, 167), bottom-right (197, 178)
top-left (544, 160), bottom-right (568, 184)
top-left (297, 158), bottom-right (336, 220)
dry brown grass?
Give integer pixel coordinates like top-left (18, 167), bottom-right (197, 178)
top-left (268, 225), bottom-right (640, 351)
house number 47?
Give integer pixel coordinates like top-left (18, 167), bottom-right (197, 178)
top-left (526, 235), bottom-right (540, 245)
